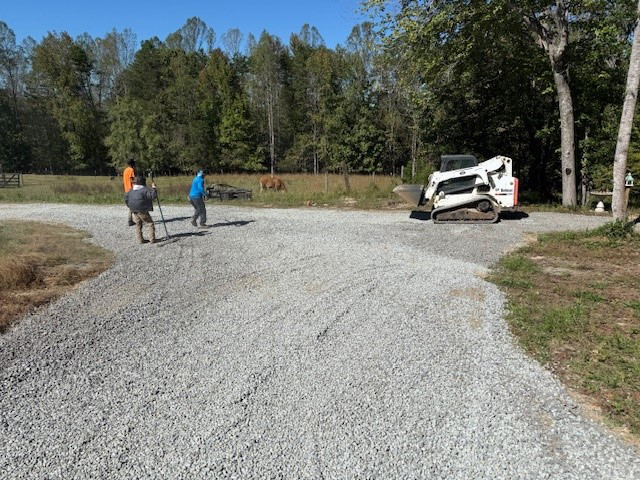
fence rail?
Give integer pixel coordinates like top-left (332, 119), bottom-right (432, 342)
top-left (0, 173), bottom-right (22, 188)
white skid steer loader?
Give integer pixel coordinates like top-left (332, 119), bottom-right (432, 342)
top-left (394, 155), bottom-right (519, 224)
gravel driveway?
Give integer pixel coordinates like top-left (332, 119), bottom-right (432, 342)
top-left (1, 204), bottom-right (638, 479)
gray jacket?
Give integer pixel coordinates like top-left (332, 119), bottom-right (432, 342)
top-left (125, 187), bottom-right (156, 213)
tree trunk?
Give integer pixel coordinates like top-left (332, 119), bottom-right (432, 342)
top-left (313, 121), bottom-right (318, 174)
top-left (581, 129), bottom-right (589, 206)
top-left (553, 68), bottom-right (577, 207)
top-left (612, 1), bottom-right (640, 221)
top-left (267, 90), bottom-right (275, 175)
top-left (521, 3), bottom-right (576, 206)
top-left (410, 120), bottom-right (418, 179)
top-left (342, 160), bottom-right (351, 192)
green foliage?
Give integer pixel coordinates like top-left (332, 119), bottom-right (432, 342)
top-left (29, 32), bottom-right (109, 173)
top-left (0, 5), bottom-right (638, 194)
top-left (589, 220), bottom-right (636, 239)
top-left (365, 0), bottom-right (638, 202)
top-left (0, 91), bottom-right (29, 171)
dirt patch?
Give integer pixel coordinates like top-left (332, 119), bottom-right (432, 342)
top-left (450, 287), bottom-right (486, 302)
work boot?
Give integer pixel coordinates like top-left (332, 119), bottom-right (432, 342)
top-left (191, 219), bottom-right (197, 227)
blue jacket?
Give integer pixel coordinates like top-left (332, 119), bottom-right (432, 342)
top-left (189, 173), bottom-right (206, 199)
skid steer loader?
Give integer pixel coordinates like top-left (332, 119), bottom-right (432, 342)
top-left (394, 155), bottom-right (519, 224)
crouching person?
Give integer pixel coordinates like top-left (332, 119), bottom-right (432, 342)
top-left (125, 176), bottom-right (157, 244)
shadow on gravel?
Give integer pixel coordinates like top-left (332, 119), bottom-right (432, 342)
top-left (162, 231), bottom-right (212, 240)
top-left (501, 211), bottom-right (530, 220)
top-left (409, 210), bottom-right (529, 222)
top-left (409, 211), bottom-right (431, 221)
top-left (161, 216), bottom-right (191, 224)
top-left (210, 220), bottom-right (256, 228)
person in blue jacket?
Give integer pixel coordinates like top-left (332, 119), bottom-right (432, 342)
top-left (189, 170), bottom-right (208, 228)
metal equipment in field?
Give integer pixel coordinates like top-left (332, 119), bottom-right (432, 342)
top-left (206, 184), bottom-right (253, 201)
top-left (394, 155), bottom-right (519, 224)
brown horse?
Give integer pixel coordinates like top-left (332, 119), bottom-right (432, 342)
top-left (259, 175), bottom-right (287, 192)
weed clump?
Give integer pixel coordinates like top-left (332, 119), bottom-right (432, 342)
top-left (589, 220), bottom-right (636, 239)
top-left (0, 257), bottom-right (42, 289)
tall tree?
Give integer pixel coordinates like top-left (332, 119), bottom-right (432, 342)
top-left (94, 28), bottom-right (137, 102)
top-left (221, 28), bottom-right (244, 59)
top-left (612, 0), bottom-right (640, 220)
top-left (0, 21), bottom-right (25, 113)
top-left (0, 22), bottom-right (33, 172)
top-left (248, 32), bottom-right (288, 174)
top-left (288, 25), bottom-right (334, 173)
top-left (31, 32), bottom-right (108, 172)
top-left (166, 17), bottom-right (215, 53)
top-left (517, 1), bottom-right (578, 206)
top-left (199, 49), bottom-right (260, 171)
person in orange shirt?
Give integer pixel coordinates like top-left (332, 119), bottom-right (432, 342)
top-left (123, 159), bottom-right (136, 226)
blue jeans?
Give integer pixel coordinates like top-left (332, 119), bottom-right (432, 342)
top-left (190, 197), bottom-right (206, 225)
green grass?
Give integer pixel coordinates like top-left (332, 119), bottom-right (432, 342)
top-left (489, 225), bottom-right (640, 437)
top-left (626, 301), bottom-right (640, 315)
top-left (494, 255), bottom-right (540, 289)
top-left (499, 255), bottom-right (541, 273)
top-left (574, 290), bottom-right (605, 303)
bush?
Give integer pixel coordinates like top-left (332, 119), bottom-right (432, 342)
top-left (589, 220), bottom-right (636, 239)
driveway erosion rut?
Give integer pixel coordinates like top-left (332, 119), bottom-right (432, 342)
top-left (0, 204), bottom-right (638, 479)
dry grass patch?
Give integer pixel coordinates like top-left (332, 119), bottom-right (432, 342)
top-left (0, 221), bottom-right (113, 333)
top-left (489, 221), bottom-right (640, 439)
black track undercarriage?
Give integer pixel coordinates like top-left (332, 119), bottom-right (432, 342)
top-left (431, 198), bottom-right (499, 224)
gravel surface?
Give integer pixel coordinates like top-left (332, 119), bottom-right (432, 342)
top-left (1, 203), bottom-right (638, 479)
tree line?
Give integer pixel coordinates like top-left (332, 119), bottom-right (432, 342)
top-left (1, 4), bottom-right (639, 202)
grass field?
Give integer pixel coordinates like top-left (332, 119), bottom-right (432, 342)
top-left (489, 222), bottom-right (640, 441)
top-left (0, 220), bottom-right (113, 333)
top-left (0, 173), bottom-right (404, 209)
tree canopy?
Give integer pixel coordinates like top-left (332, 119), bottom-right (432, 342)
top-left (0, 11), bottom-right (638, 203)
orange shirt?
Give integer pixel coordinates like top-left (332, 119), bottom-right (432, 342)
top-left (123, 166), bottom-right (135, 192)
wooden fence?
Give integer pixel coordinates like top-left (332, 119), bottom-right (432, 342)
top-left (0, 173), bottom-right (22, 188)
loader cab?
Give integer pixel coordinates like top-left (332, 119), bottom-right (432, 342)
top-left (440, 155), bottom-right (478, 172)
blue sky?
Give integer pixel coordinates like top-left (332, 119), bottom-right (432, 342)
top-left (2, 0), bottom-right (368, 50)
